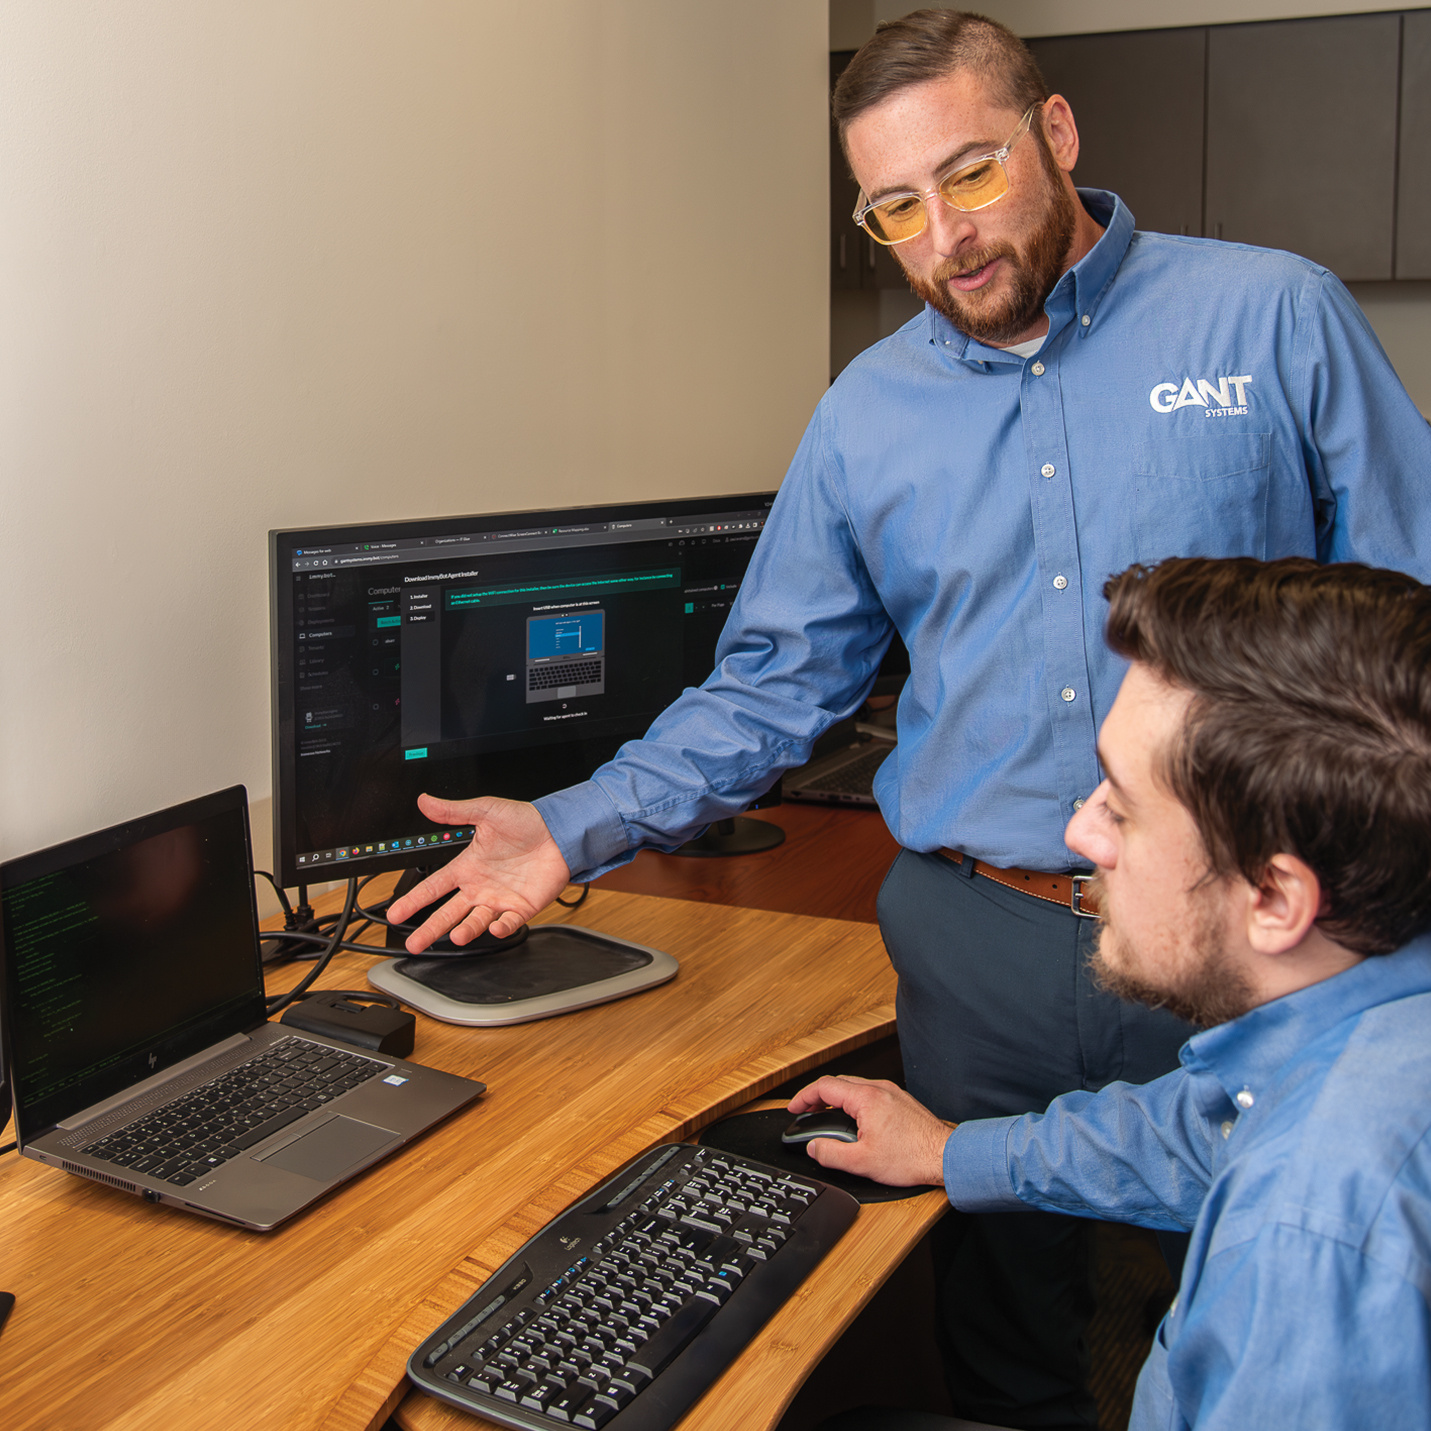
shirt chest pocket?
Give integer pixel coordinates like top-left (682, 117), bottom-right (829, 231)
top-left (1132, 431), bottom-right (1271, 566)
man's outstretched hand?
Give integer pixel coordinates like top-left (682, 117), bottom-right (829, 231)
top-left (786, 1074), bottom-right (954, 1187)
top-left (385, 794), bottom-right (573, 953)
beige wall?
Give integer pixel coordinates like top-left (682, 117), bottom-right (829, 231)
top-left (0, 1), bottom-right (829, 898)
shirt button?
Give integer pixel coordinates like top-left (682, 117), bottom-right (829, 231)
top-left (1060, 687), bottom-right (1076, 703)
top-left (1030, 361), bottom-right (1045, 376)
top-left (1236, 1089), bottom-right (1255, 1109)
top-left (1221, 1120), bottom-right (1234, 1140)
top-left (1081, 314), bottom-right (1091, 327)
top-left (1053, 574), bottom-right (1068, 590)
top-left (1072, 798), bottom-right (1085, 810)
top-left (1041, 463), bottom-right (1056, 478)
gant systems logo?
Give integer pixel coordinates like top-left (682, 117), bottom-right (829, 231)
top-left (1150, 374), bottom-right (1253, 417)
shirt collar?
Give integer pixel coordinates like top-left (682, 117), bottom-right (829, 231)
top-left (927, 188), bottom-right (1132, 365)
top-left (1179, 933), bottom-right (1431, 1107)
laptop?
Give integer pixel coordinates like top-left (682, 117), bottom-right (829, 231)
top-left (525, 609), bottom-right (606, 703)
top-left (0, 786), bottom-right (486, 1231)
top-left (783, 734), bottom-right (895, 808)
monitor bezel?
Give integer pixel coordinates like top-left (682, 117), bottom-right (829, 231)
top-left (268, 491), bottom-right (776, 889)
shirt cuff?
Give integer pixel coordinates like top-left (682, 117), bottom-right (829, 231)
top-left (943, 1116), bottom-right (1026, 1213)
top-left (533, 782), bottom-right (633, 880)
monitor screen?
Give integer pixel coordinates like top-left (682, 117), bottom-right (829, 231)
top-left (269, 492), bottom-right (775, 887)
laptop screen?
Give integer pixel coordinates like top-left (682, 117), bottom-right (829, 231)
top-left (0, 787), bottom-right (267, 1142)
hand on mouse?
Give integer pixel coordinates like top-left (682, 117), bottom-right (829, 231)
top-left (786, 1074), bottom-right (954, 1187)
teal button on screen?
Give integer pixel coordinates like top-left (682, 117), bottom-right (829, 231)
top-left (405, 748), bottom-right (428, 761)
top-left (377, 615), bottom-right (401, 628)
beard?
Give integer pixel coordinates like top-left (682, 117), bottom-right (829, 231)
top-left (1087, 874), bottom-right (1256, 1029)
top-left (901, 139), bottom-right (1078, 346)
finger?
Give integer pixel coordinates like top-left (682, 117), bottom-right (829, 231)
top-left (416, 791), bottom-right (481, 825)
top-left (488, 909), bottom-right (527, 938)
top-left (388, 867), bottom-right (459, 923)
top-left (403, 894), bottom-right (480, 953)
top-left (803, 1137), bottom-right (862, 1174)
top-left (786, 1082), bottom-right (829, 1114)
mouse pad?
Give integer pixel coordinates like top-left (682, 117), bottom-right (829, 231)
top-left (257, 1116), bottom-right (399, 1181)
top-left (697, 1110), bottom-right (934, 1204)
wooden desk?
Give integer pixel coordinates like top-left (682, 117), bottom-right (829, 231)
top-left (1, 873), bottom-right (939, 1431)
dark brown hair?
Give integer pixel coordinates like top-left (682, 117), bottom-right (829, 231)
top-left (1104, 557), bottom-right (1431, 955)
top-left (832, 9), bottom-right (1049, 141)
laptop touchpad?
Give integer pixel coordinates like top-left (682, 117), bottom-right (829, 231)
top-left (258, 1116), bottom-right (398, 1180)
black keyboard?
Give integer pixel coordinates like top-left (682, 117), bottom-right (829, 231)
top-left (409, 1142), bottom-right (859, 1431)
top-left (529, 660), bottom-right (602, 690)
top-left (82, 1037), bottom-right (384, 1186)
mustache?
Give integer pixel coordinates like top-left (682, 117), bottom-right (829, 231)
top-left (934, 243), bottom-right (1018, 283)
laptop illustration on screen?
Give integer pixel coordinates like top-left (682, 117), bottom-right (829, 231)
top-left (525, 609), bottom-right (606, 703)
top-left (0, 785), bottom-right (485, 1231)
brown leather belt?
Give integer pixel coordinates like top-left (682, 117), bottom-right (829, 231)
top-left (937, 848), bottom-right (1100, 915)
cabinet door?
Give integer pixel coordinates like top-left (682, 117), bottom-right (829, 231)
top-left (1398, 10), bottom-right (1431, 280)
top-left (1028, 28), bottom-right (1205, 237)
top-left (1206, 14), bottom-right (1400, 280)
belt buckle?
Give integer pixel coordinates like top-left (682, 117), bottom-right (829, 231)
top-left (1070, 874), bottom-right (1101, 920)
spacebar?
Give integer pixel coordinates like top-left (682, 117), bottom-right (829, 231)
top-left (626, 1297), bottom-right (720, 1379)
top-left (229, 1106), bottom-right (309, 1150)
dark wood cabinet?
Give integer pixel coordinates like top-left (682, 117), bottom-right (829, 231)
top-left (1205, 13), bottom-right (1401, 280)
top-left (1027, 28), bottom-right (1206, 237)
top-left (1398, 9), bottom-right (1431, 278)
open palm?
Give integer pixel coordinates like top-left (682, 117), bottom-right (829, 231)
top-left (385, 794), bottom-right (572, 952)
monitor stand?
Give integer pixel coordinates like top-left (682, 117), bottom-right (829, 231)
top-left (672, 816), bottom-right (784, 857)
top-left (365, 869), bottom-right (678, 1027)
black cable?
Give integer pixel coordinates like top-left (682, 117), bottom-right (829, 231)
top-left (555, 882), bottom-right (591, 910)
top-left (263, 928), bottom-right (402, 958)
top-left (252, 869), bottom-right (294, 920)
top-left (265, 877), bottom-right (357, 1017)
top-left (0, 1142), bottom-right (15, 1157)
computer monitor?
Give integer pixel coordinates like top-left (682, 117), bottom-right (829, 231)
top-left (268, 491), bottom-right (776, 895)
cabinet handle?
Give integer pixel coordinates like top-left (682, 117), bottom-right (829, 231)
top-left (867, 236), bottom-right (876, 270)
top-left (839, 233), bottom-right (847, 270)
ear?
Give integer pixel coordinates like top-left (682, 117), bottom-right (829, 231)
top-left (1244, 853), bottom-right (1323, 956)
top-left (1041, 95), bottom-right (1080, 174)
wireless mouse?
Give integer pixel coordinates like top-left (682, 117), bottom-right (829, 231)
top-left (781, 1107), bottom-right (860, 1146)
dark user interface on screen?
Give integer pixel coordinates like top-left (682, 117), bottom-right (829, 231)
top-left (2, 800), bottom-right (263, 1138)
top-left (271, 495), bottom-right (774, 884)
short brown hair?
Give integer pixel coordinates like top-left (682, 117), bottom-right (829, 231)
top-left (1104, 557), bottom-right (1431, 956)
top-left (832, 10), bottom-right (1048, 141)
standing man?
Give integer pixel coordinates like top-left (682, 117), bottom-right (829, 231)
top-left (391, 12), bottom-right (1431, 1426)
top-left (792, 555), bottom-right (1431, 1431)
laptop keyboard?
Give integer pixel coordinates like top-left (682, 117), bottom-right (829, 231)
top-left (799, 745), bottom-right (891, 795)
top-left (529, 660), bottom-right (602, 690)
top-left (82, 1037), bottom-right (384, 1186)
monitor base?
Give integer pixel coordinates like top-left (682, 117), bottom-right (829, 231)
top-left (366, 924), bottom-right (678, 1027)
top-left (672, 816), bottom-right (785, 857)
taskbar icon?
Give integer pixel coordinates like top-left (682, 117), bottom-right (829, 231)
top-left (296, 826), bottom-right (475, 868)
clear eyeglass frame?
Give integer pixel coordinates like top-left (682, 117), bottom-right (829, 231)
top-left (852, 103), bottom-right (1041, 247)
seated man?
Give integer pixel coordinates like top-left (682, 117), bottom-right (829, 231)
top-left (792, 555), bottom-right (1431, 1430)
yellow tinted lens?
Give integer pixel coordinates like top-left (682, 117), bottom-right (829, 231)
top-left (866, 194), bottom-right (926, 243)
top-left (939, 158), bottom-right (1008, 212)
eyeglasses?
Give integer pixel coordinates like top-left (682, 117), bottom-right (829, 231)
top-left (852, 104), bottom-right (1040, 246)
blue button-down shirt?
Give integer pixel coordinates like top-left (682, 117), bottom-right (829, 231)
top-left (945, 938), bottom-right (1431, 1429)
top-left (537, 192), bottom-right (1431, 879)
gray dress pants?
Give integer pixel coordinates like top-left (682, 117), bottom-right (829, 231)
top-left (877, 849), bottom-right (1192, 1431)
